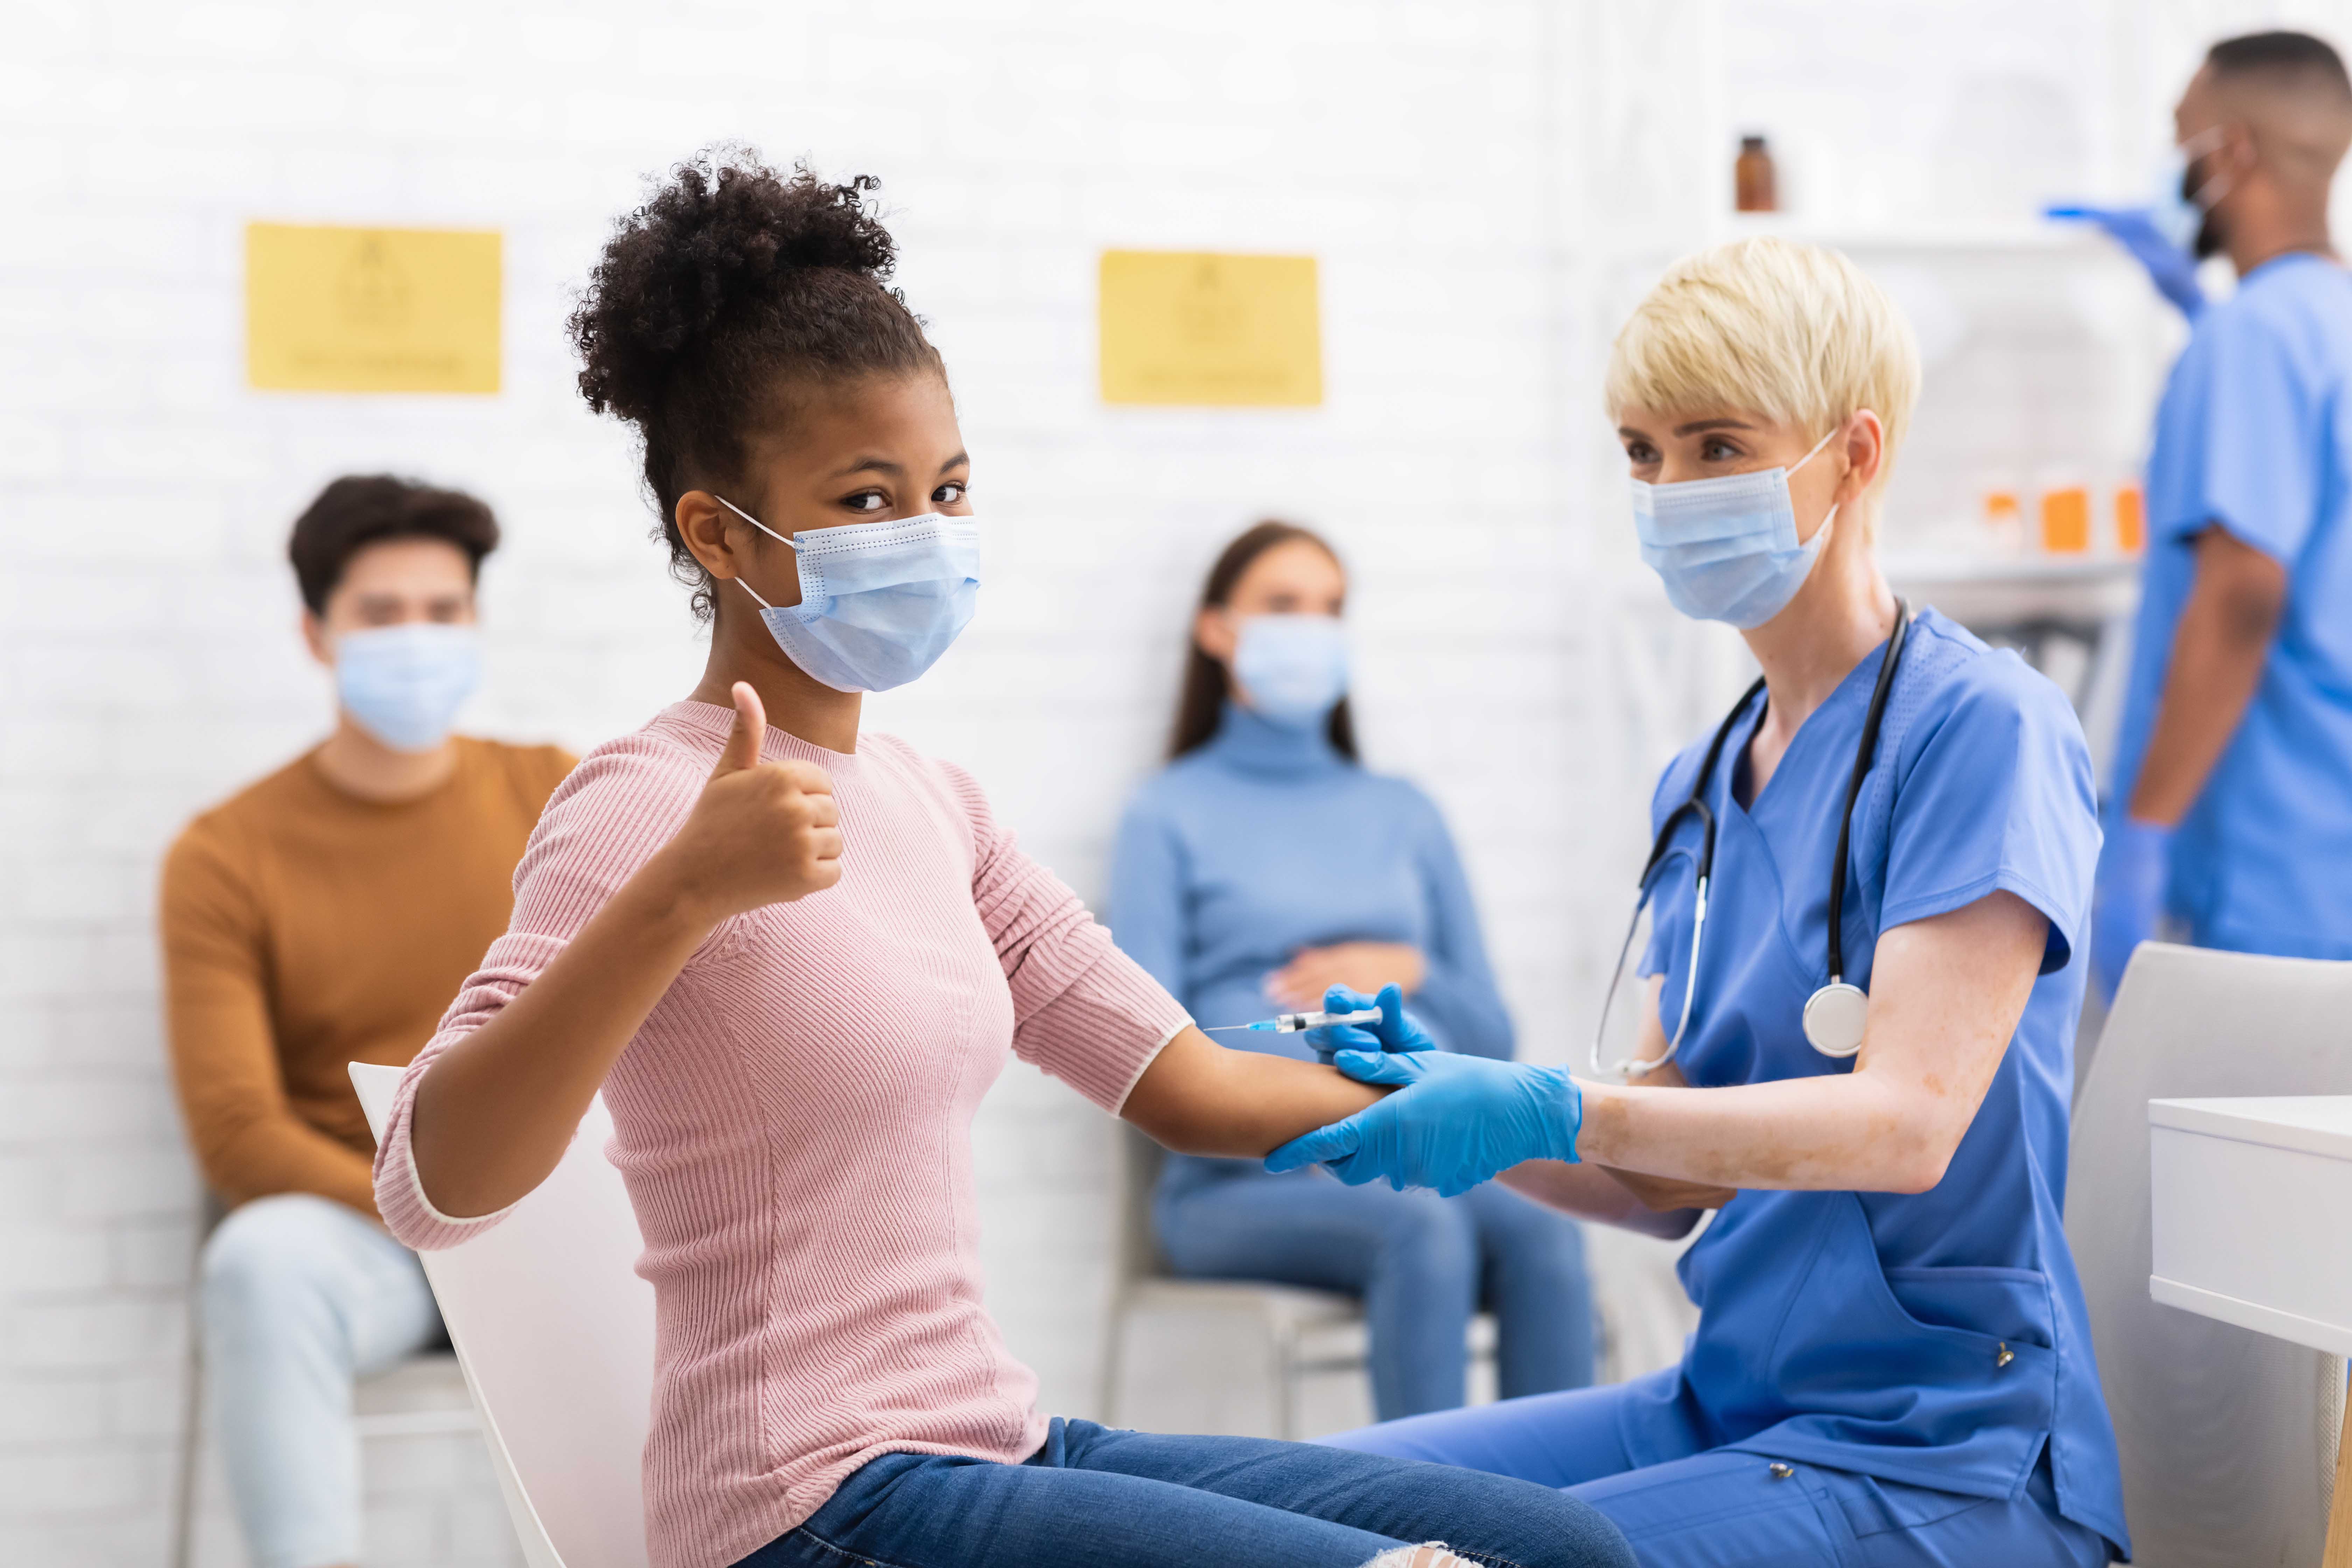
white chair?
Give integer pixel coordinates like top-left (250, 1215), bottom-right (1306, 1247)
top-left (349, 1062), bottom-right (656, 1568)
top-left (2066, 942), bottom-right (2352, 1566)
top-left (1101, 1127), bottom-right (1493, 1439)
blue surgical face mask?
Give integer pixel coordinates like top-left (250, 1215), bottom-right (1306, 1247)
top-left (1631, 425), bottom-right (1841, 630)
top-left (2152, 127), bottom-right (2230, 254)
top-left (718, 497), bottom-right (982, 693)
top-left (1233, 614), bottom-right (1349, 727)
top-left (335, 623), bottom-right (482, 752)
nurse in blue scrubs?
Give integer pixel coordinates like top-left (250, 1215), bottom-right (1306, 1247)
top-left (2081, 32), bottom-right (2352, 989)
top-left (1271, 237), bottom-right (2128, 1566)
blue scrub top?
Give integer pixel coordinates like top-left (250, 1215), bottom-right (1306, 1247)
top-left (1631, 608), bottom-right (2126, 1556)
top-left (2115, 252), bottom-right (2352, 958)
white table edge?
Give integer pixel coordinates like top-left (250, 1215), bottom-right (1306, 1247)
top-left (2149, 1273), bottom-right (2352, 1358)
top-left (2150, 1096), bottom-right (2352, 1162)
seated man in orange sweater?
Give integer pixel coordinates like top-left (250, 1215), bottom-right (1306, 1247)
top-left (161, 475), bottom-right (574, 1568)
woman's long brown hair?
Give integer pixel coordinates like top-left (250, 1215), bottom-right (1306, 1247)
top-left (1168, 520), bottom-right (1358, 761)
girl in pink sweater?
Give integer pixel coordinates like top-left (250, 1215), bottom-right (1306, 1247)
top-left (374, 149), bottom-right (1632, 1568)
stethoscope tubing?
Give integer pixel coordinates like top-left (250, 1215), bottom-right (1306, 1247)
top-left (1591, 600), bottom-right (1911, 1079)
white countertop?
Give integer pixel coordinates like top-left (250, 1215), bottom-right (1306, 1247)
top-left (2150, 1096), bottom-right (2352, 1160)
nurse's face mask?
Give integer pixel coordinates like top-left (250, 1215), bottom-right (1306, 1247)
top-left (2154, 125), bottom-right (2232, 259)
top-left (716, 496), bottom-right (982, 693)
top-left (1631, 424), bottom-right (1843, 629)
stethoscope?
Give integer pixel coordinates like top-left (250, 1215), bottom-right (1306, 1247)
top-left (1591, 598), bottom-right (1911, 1079)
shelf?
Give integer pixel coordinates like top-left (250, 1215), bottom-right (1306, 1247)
top-left (1713, 214), bottom-right (2121, 257)
top-left (1882, 551), bottom-right (2141, 586)
top-left (1885, 550), bottom-right (2140, 627)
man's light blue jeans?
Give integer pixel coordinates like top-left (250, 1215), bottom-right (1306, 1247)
top-left (201, 1194), bottom-right (443, 1568)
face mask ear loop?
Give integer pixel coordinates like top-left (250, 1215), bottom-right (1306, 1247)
top-left (2154, 127), bottom-right (2230, 222)
top-left (1790, 422), bottom-right (1843, 476)
top-left (2179, 125), bottom-right (2234, 211)
top-left (705, 493), bottom-right (799, 611)
top-left (1789, 424), bottom-right (1849, 547)
top-left (711, 493), bottom-right (798, 551)
top-left (711, 493), bottom-right (798, 614)
top-left (2188, 158), bottom-right (2236, 218)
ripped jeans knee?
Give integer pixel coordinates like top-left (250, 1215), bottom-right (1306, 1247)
top-left (1362, 1547), bottom-right (1476, 1568)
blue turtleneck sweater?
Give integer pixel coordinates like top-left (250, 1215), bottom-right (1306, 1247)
top-left (1110, 701), bottom-right (1513, 1090)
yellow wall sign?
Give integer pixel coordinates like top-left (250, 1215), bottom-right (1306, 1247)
top-left (245, 223), bottom-right (502, 394)
top-left (1098, 250), bottom-right (1322, 407)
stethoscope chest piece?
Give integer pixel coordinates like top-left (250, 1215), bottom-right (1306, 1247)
top-left (1801, 981), bottom-right (1869, 1058)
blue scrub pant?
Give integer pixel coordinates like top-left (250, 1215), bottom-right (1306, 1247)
top-left (1326, 1385), bottom-right (2113, 1567)
top-left (1156, 1166), bottom-right (1595, 1419)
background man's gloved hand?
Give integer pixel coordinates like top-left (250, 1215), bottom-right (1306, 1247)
top-left (2092, 816), bottom-right (2175, 1004)
top-left (1268, 1049), bottom-right (1582, 1197)
top-left (2045, 204), bottom-right (2207, 319)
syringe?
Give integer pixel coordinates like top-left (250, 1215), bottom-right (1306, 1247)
top-left (1206, 1007), bottom-right (1385, 1035)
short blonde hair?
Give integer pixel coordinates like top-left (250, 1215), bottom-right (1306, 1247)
top-left (1605, 237), bottom-right (1922, 467)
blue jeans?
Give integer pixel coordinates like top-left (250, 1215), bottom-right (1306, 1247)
top-left (1157, 1166), bottom-right (1594, 1419)
top-left (737, 1416), bottom-right (1636, 1568)
top-left (200, 1195), bottom-right (444, 1568)
top-left (1327, 1384), bottom-right (2112, 1567)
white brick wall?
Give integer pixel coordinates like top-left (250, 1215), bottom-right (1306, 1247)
top-left (5, 1), bottom-right (2339, 1563)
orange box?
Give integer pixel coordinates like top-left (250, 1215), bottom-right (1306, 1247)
top-left (2040, 486), bottom-right (2091, 553)
top-left (2114, 484), bottom-right (2146, 553)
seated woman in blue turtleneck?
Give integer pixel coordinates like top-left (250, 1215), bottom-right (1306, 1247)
top-left (1109, 520), bottom-right (1596, 1420)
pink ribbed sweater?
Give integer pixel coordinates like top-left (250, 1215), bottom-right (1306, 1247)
top-left (373, 702), bottom-right (1190, 1568)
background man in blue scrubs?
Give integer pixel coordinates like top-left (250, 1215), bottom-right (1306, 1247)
top-left (2094, 31), bottom-right (2352, 990)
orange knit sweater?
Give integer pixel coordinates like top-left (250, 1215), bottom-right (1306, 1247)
top-left (161, 737), bottom-right (574, 1213)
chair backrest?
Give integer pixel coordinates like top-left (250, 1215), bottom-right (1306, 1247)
top-left (2067, 943), bottom-right (2352, 1567)
top-left (1113, 1124), bottom-right (1168, 1287)
top-left (350, 1063), bottom-right (656, 1568)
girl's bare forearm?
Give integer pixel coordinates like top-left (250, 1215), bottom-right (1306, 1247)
top-left (1122, 1027), bottom-right (1388, 1156)
top-left (409, 856), bottom-right (712, 1217)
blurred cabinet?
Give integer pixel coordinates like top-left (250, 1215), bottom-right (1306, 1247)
top-left (1886, 553), bottom-right (2141, 774)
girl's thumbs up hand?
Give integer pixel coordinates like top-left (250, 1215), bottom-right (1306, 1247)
top-left (652, 682), bottom-right (843, 928)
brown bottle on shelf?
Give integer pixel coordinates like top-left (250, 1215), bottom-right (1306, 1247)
top-left (1735, 134), bottom-right (1777, 213)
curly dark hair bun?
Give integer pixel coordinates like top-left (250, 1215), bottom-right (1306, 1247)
top-left (569, 145), bottom-right (942, 616)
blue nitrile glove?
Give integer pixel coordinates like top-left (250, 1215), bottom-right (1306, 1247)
top-left (2044, 204), bottom-right (2206, 319)
top-left (1303, 983), bottom-right (1434, 1064)
top-left (1267, 1050), bottom-right (1582, 1197)
top-left (2092, 816), bottom-right (2174, 1004)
